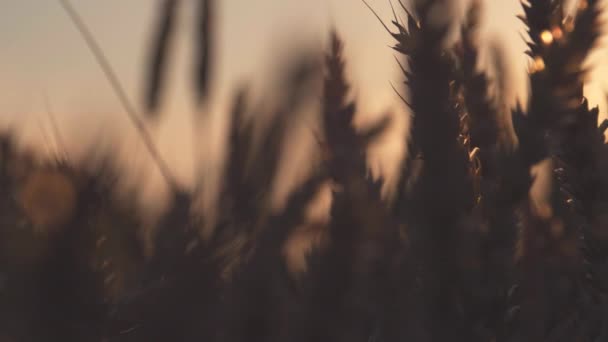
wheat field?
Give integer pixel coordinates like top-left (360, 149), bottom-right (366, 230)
top-left (2, 0), bottom-right (608, 341)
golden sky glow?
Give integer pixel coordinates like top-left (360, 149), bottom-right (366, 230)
top-left (1, 0), bottom-right (607, 209)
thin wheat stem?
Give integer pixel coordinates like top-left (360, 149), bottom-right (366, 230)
top-left (389, 81), bottom-right (412, 109)
top-left (42, 93), bottom-right (69, 161)
top-left (362, 0), bottom-right (394, 35)
top-left (35, 116), bottom-right (54, 158)
top-left (58, 0), bottom-right (179, 192)
top-left (388, 0), bottom-right (400, 25)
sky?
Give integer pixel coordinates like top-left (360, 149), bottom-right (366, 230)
top-left (1, 0), bottom-right (606, 210)
top-left (1, 1), bottom-right (532, 115)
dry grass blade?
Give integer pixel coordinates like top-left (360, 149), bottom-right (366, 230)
top-left (389, 81), bottom-right (411, 109)
top-left (145, 0), bottom-right (180, 115)
top-left (194, 0), bottom-right (215, 107)
top-left (57, 0), bottom-right (180, 193)
top-left (42, 94), bottom-right (69, 161)
top-left (362, 0), bottom-right (394, 36)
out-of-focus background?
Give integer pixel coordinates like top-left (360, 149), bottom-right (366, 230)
top-left (1, 0), bottom-right (606, 211)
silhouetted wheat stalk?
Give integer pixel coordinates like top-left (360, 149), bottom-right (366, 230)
top-left (506, 1), bottom-right (606, 340)
top-left (4, 0), bottom-right (608, 341)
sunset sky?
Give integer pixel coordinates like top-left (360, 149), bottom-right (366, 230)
top-left (1, 0), bottom-right (606, 208)
top-left (2, 0), bottom-right (535, 115)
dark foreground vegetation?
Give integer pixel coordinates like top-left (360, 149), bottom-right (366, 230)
top-left (2, 0), bottom-right (608, 341)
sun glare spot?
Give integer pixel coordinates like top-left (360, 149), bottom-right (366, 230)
top-left (533, 56), bottom-right (546, 72)
top-left (551, 27), bottom-right (563, 40)
top-left (540, 30), bottom-right (554, 45)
